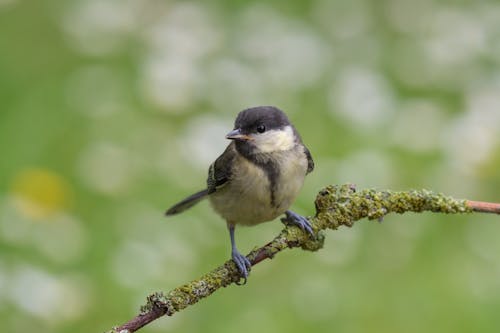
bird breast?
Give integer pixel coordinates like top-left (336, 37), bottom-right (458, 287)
top-left (209, 146), bottom-right (308, 226)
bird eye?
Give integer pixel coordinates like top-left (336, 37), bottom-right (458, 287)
top-left (256, 125), bottom-right (266, 133)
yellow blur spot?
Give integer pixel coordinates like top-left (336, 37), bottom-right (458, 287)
top-left (10, 168), bottom-right (71, 219)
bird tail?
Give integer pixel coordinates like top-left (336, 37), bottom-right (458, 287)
top-left (165, 189), bottom-right (209, 216)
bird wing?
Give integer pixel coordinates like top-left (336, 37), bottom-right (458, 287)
top-left (304, 146), bottom-right (314, 174)
top-left (292, 125), bottom-right (314, 175)
top-left (207, 143), bottom-right (235, 194)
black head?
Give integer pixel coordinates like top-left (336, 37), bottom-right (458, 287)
top-left (226, 106), bottom-right (291, 140)
top-left (226, 106), bottom-right (298, 156)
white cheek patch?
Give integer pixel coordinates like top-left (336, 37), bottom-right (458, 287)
top-left (254, 125), bottom-right (295, 153)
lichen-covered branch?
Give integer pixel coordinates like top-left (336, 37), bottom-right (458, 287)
top-left (109, 184), bottom-right (500, 333)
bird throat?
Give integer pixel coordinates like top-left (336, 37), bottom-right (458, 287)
top-left (235, 141), bottom-right (280, 208)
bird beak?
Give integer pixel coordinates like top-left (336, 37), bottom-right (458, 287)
top-left (226, 128), bottom-right (253, 141)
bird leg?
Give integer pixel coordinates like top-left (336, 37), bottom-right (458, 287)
top-left (281, 210), bottom-right (314, 236)
top-left (227, 223), bottom-right (251, 284)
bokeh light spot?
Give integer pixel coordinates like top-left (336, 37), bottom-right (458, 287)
top-left (10, 168), bottom-right (71, 219)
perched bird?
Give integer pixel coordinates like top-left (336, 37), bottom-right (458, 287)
top-left (166, 106), bottom-right (314, 281)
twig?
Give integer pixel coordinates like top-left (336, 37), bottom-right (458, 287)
top-left (467, 200), bottom-right (500, 214)
top-left (109, 184), bottom-right (499, 333)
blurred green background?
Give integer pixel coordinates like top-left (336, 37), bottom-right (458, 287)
top-left (1, 0), bottom-right (500, 332)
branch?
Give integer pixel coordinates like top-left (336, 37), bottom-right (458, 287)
top-left (109, 184), bottom-right (500, 333)
top-left (467, 200), bottom-right (500, 214)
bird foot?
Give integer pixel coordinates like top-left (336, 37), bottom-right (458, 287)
top-left (232, 249), bottom-right (251, 285)
top-left (281, 210), bottom-right (314, 236)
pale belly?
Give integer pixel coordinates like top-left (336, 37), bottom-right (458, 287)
top-left (209, 151), bottom-right (307, 226)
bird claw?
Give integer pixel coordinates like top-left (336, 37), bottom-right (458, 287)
top-left (281, 210), bottom-right (314, 236)
top-left (232, 250), bottom-right (251, 285)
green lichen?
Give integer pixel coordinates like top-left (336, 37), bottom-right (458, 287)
top-left (313, 185), bottom-right (472, 231)
top-left (300, 231), bottom-right (325, 251)
top-left (140, 292), bottom-right (171, 315)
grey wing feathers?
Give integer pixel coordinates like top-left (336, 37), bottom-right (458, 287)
top-left (165, 189), bottom-right (209, 216)
top-left (207, 144), bottom-right (234, 194)
top-left (292, 125), bottom-right (314, 174)
top-left (305, 146), bottom-right (314, 174)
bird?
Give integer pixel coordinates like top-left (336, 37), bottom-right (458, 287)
top-left (166, 106), bottom-right (314, 282)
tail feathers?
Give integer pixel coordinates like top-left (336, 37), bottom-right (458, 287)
top-left (165, 189), bottom-right (209, 216)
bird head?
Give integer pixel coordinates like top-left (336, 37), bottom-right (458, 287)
top-left (226, 106), bottom-right (297, 154)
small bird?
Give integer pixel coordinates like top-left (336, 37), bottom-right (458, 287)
top-left (166, 106), bottom-right (314, 281)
